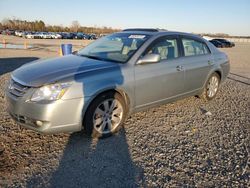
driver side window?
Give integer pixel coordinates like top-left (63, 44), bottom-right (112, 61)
top-left (145, 38), bottom-right (179, 61)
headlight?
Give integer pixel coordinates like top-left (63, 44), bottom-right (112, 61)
top-left (30, 83), bottom-right (71, 102)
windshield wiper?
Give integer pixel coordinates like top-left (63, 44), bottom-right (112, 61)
top-left (78, 54), bottom-right (104, 61)
top-left (78, 54), bottom-right (123, 64)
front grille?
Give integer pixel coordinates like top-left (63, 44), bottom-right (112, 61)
top-left (10, 113), bottom-right (25, 123)
top-left (8, 79), bottom-right (30, 98)
top-left (10, 112), bottom-right (37, 127)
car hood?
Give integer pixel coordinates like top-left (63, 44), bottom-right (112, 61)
top-left (12, 55), bottom-right (118, 87)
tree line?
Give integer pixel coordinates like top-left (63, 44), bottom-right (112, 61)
top-left (0, 18), bottom-right (120, 34)
top-left (2, 18), bottom-right (249, 38)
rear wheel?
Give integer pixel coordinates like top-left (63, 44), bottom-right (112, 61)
top-left (199, 72), bottom-right (220, 101)
top-left (84, 91), bottom-right (127, 138)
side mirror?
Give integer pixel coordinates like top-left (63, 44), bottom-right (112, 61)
top-left (137, 54), bottom-right (161, 65)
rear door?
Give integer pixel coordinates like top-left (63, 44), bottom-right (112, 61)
top-left (180, 36), bottom-right (213, 92)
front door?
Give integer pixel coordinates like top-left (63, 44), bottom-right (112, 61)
top-left (134, 36), bottom-right (185, 108)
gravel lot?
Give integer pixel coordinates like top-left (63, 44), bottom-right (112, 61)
top-left (0, 37), bottom-right (249, 187)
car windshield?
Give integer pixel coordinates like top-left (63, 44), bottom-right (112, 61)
top-left (77, 33), bottom-right (150, 63)
top-left (217, 39), bottom-right (227, 42)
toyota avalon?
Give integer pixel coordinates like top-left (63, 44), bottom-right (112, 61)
top-left (5, 29), bottom-right (230, 137)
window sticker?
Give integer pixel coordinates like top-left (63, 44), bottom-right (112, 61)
top-left (128, 35), bottom-right (146, 39)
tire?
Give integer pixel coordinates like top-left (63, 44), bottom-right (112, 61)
top-left (199, 72), bottom-right (220, 101)
top-left (83, 91), bottom-right (127, 138)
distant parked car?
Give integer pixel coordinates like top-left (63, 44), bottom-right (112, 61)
top-left (89, 34), bottom-right (97, 40)
top-left (25, 32), bottom-right (33, 39)
top-left (52, 33), bottom-right (62, 39)
top-left (39, 32), bottom-right (52, 39)
top-left (74, 32), bottom-right (85, 39)
top-left (25, 32), bottom-right (40, 39)
top-left (212, 39), bottom-right (235, 48)
top-left (60, 32), bottom-right (75, 39)
top-left (2, 30), bottom-right (15, 35)
top-left (15, 30), bottom-right (23, 37)
top-left (60, 32), bottom-right (68, 39)
top-left (82, 34), bottom-right (97, 40)
top-left (209, 40), bottom-right (224, 48)
top-left (69, 32), bottom-right (77, 39)
top-left (83, 34), bottom-right (91, 40)
top-left (6, 29), bottom-right (230, 138)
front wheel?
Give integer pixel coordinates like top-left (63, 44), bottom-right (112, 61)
top-left (199, 72), bottom-right (220, 101)
top-left (83, 92), bottom-right (127, 138)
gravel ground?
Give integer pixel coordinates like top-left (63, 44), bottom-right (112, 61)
top-left (0, 40), bottom-right (249, 187)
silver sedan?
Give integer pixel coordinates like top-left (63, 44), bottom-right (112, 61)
top-left (5, 29), bottom-right (230, 137)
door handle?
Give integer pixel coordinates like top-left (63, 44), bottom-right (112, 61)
top-left (176, 65), bottom-right (184, 71)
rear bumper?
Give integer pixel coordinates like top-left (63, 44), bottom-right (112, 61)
top-left (6, 92), bottom-right (86, 134)
top-left (221, 61), bottom-right (230, 83)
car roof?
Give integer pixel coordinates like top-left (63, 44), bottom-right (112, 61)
top-left (213, 38), bottom-right (227, 41)
top-left (119, 28), bottom-right (202, 38)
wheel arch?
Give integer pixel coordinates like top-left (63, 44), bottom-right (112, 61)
top-left (214, 70), bottom-right (222, 80)
top-left (81, 88), bottom-right (131, 129)
top-left (199, 68), bottom-right (222, 96)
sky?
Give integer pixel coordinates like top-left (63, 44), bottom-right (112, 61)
top-left (0, 0), bottom-right (249, 36)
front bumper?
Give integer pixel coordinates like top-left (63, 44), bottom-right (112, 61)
top-left (6, 91), bottom-right (86, 134)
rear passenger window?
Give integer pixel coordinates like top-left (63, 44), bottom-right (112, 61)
top-left (146, 38), bottom-right (179, 61)
top-left (182, 38), bottom-right (210, 56)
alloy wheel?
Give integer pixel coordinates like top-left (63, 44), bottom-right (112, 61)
top-left (92, 99), bottom-right (123, 134)
top-left (207, 76), bottom-right (219, 98)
